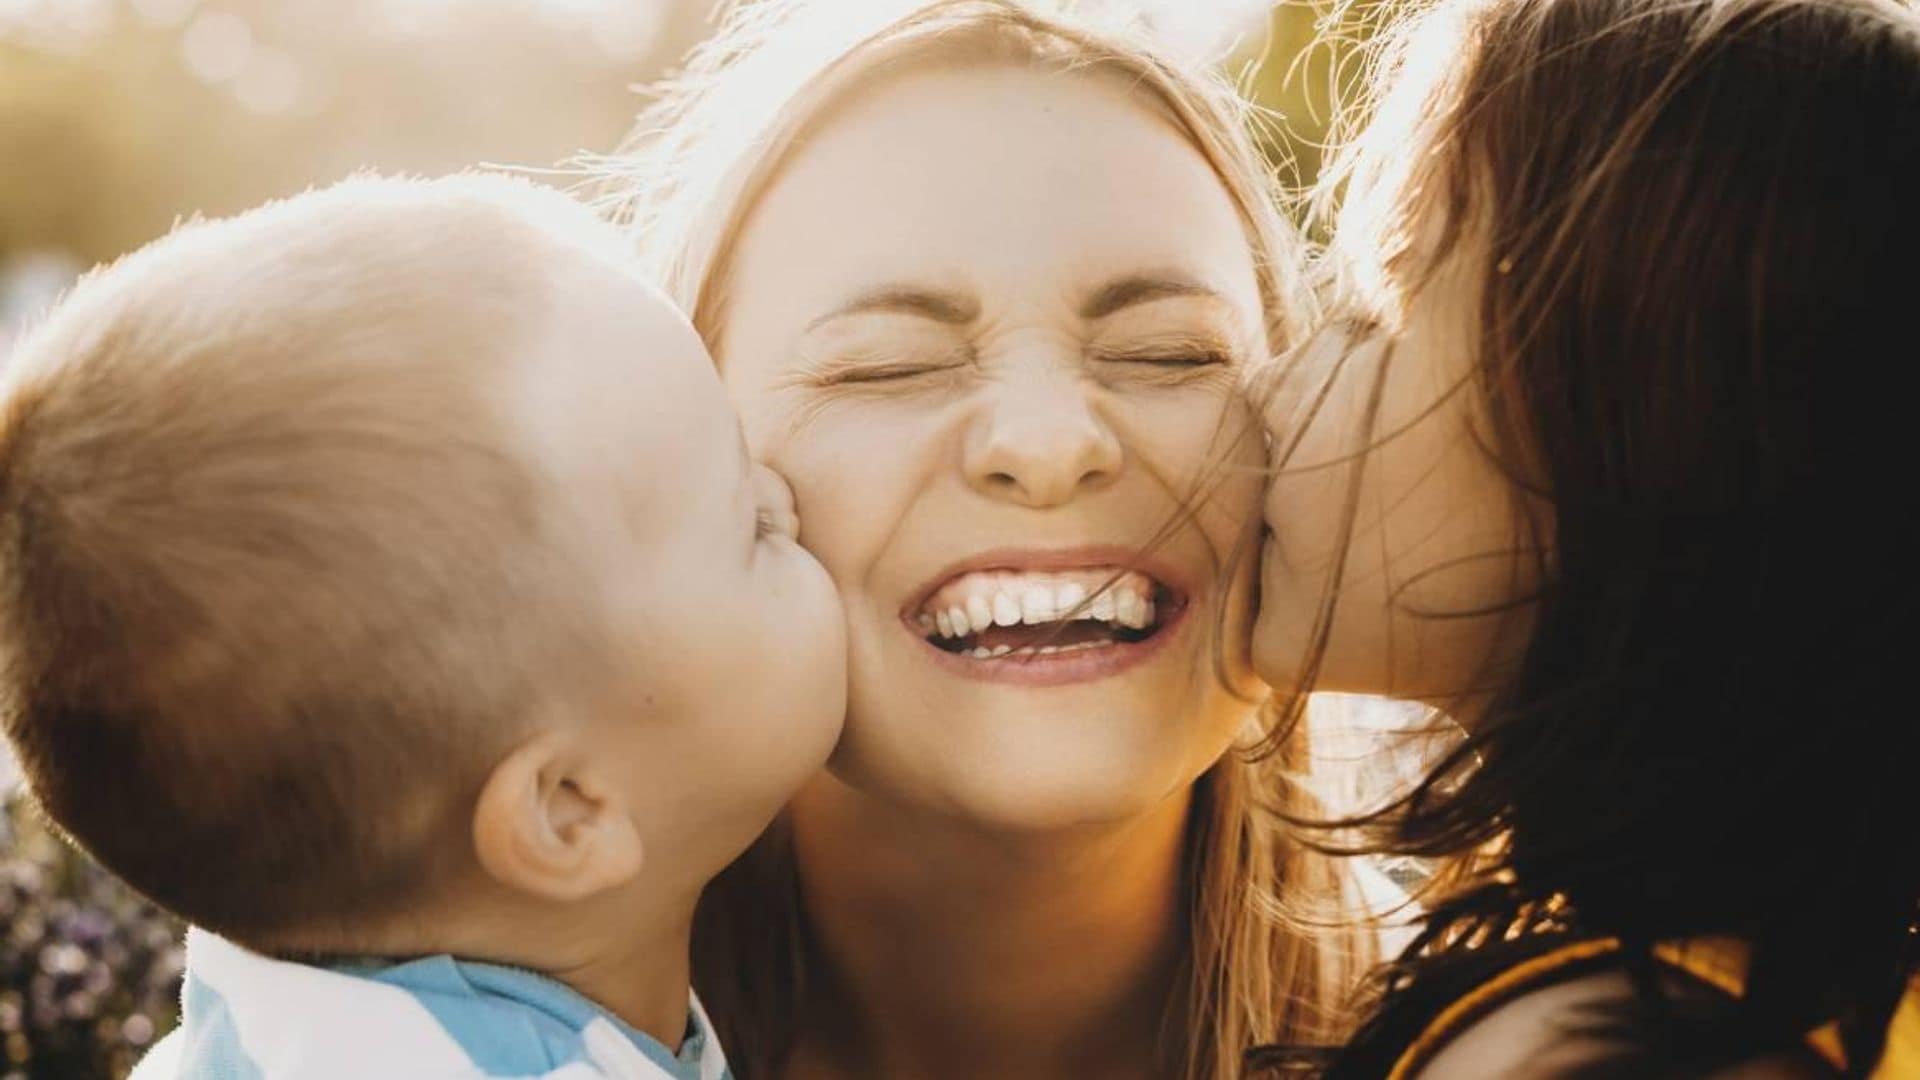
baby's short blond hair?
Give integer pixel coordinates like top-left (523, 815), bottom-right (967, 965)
top-left (0, 174), bottom-right (635, 947)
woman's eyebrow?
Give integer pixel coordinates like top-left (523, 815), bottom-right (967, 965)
top-left (804, 285), bottom-right (980, 332)
top-left (1079, 271), bottom-right (1223, 320)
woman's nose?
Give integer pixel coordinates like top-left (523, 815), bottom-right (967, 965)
top-left (963, 374), bottom-right (1122, 508)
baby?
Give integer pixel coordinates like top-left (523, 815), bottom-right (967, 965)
top-left (0, 174), bottom-right (846, 1078)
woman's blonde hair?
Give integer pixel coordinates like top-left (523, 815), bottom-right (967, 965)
top-left (595, 3), bottom-right (1367, 1075)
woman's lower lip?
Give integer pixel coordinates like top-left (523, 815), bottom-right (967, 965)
top-left (903, 603), bottom-right (1191, 687)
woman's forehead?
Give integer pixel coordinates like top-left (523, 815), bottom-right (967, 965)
top-left (724, 63), bottom-right (1261, 326)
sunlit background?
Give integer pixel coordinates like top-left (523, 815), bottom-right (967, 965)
top-left (0, 0), bottom-right (1339, 352)
top-left (0, 2), bottom-right (1377, 1076)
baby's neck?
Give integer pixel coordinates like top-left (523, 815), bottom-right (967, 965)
top-left (306, 878), bottom-right (702, 1050)
top-left (518, 898), bottom-right (697, 1051)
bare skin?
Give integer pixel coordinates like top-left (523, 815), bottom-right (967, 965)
top-left (715, 64), bottom-right (1271, 1080)
top-left (1248, 190), bottom-right (1826, 1080)
top-left (116, 189), bottom-right (848, 1076)
top-left (785, 776), bottom-right (1189, 1078)
top-left (366, 243), bottom-right (848, 1051)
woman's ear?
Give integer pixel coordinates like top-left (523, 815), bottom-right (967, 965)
top-left (472, 731), bottom-right (644, 902)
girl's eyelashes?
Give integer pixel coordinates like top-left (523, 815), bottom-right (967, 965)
top-left (755, 507), bottom-right (776, 539)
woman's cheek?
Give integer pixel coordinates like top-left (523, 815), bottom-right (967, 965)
top-left (766, 405), bottom-right (950, 586)
top-left (1108, 385), bottom-right (1263, 554)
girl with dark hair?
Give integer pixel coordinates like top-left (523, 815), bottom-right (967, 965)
top-left (1248, 0), bottom-right (1920, 1073)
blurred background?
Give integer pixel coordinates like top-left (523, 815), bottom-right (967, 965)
top-left (1, 2), bottom-right (1368, 1076)
top-left (0, 0), bottom-right (1345, 354)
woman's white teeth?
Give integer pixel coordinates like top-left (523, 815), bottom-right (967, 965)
top-left (1090, 591), bottom-right (1117, 622)
top-left (920, 569), bottom-right (1161, 642)
top-left (966, 595), bottom-right (993, 631)
top-left (970, 641), bottom-right (1106, 659)
top-left (993, 592), bottom-right (1023, 627)
top-left (1021, 587), bottom-right (1053, 624)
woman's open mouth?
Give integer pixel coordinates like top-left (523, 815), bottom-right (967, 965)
top-left (901, 554), bottom-right (1190, 686)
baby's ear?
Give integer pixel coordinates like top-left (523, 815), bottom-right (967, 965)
top-left (472, 729), bottom-right (643, 902)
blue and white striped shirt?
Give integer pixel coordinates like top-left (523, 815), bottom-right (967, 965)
top-left (128, 927), bottom-right (730, 1079)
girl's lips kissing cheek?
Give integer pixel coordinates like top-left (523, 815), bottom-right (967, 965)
top-left (899, 550), bottom-right (1191, 687)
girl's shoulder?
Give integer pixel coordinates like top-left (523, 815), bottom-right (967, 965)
top-left (1373, 935), bottom-right (1920, 1080)
top-left (1410, 959), bottom-right (1829, 1080)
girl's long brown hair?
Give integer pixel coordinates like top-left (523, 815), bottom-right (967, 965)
top-left (1255, 0), bottom-right (1920, 1072)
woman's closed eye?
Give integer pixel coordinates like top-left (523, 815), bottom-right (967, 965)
top-left (1091, 338), bottom-right (1238, 384)
top-left (791, 345), bottom-right (973, 392)
top-left (812, 360), bottom-right (962, 386)
top-left (1102, 347), bottom-right (1231, 367)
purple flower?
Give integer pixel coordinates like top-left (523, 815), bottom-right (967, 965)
top-left (2, 798), bottom-right (182, 1079)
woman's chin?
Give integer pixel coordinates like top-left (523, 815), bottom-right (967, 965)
top-left (824, 704), bottom-right (1237, 832)
top-left (849, 768), bottom-right (1190, 832)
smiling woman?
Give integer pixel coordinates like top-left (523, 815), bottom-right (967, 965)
top-left (599, 2), bottom-right (1368, 1077)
